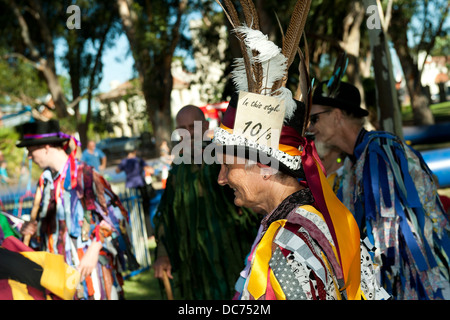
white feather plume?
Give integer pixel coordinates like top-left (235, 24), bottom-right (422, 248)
top-left (273, 87), bottom-right (297, 120)
top-left (260, 54), bottom-right (287, 95)
top-left (231, 57), bottom-right (249, 92)
top-left (232, 25), bottom-right (295, 120)
top-left (234, 26), bottom-right (281, 61)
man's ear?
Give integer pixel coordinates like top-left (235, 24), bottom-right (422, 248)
top-left (256, 162), bottom-right (276, 177)
top-left (333, 108), bottom-right (345, 126)
top-left (202, 120), bottom-right (209, 133)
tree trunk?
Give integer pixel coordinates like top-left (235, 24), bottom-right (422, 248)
top-left (363, 0), bottom-right (403, 136)
top-left (142, 55), bottom-right (174, 144)
top-left (395, 52), bottom-right (434, 126)
top-left (390, 3), bottom-right (434, 126)
top-left (340, 1), bottom-right (376, 131)
top-left (117, 0), bottom-right (184, 146)
top-left (438, 82), bottom-right (447, 103)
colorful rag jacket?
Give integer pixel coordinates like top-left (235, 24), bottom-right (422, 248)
top-left (233, 188), bottom-right (390, 300)
top-left (31, 158), bottom-right (138, 300)
top-left (339, 129), bottom-right (450, 300)
top-left (154, 158), bottom-right (260, 300)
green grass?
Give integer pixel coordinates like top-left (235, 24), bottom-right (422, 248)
top-left (122, 241), bottom-right (169, 300)
top-left (401, 101), bottom-right (450, 124)
top-left (123, 267), bottom-right (164, 300)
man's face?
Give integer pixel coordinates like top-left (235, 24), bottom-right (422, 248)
top-left (26, 144), bottom-right (48, 169)
top-left (217, 154), bottom-right (263, 209)
top-left (87, 141), bottom-right (96, 151)
top-left (307, 104), bottom-right (336, 146)
top-left (176, 113), bottom-right (208, 150)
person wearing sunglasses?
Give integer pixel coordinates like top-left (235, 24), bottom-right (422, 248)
top-left (308, 80), bottom-right (450, 300)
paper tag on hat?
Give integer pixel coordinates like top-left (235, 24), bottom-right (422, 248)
top-left (233, 91), bottom-right (285, 148)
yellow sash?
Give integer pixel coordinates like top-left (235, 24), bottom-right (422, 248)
top-left (315, 160), bottom-right (362, 299)
top-left (247, 219), bottom-right (287, 300)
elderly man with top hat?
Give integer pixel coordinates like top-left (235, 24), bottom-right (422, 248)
top-left (16, 119), bottom-right (138, 300)
top-left (212, 1), bottom-right (391, 300)
top-left (309, 79), bottom-right (450, 300)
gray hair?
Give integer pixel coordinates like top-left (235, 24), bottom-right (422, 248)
top-left (244, 158), bottom-right (290, 181)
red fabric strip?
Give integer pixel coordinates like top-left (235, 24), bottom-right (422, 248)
top-left (0, 279), bottom-right (13, 300)
top-left (2, 236), bottom-right (34, 253)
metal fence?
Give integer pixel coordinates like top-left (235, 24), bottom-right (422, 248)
top-left (117, 188), bottom-right (153, 277)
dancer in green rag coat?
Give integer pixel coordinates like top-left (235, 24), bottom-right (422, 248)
top-left (153, 105), bottom-right (260, 300)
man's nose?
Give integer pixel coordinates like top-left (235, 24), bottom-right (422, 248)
top-left (217, 165), bottom-right (228, 186)
top-left (306, 120), bottom-right (315, 134)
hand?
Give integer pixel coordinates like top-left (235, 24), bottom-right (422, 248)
top-left (153, 255), bottom-right (173, 279)
top-left (20, 220), bottom-right (37, 236)
top-left (77, 241), bottom-right (102, 280)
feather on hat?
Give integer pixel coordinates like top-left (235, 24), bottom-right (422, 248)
top-left (312, 52), bottom-right (369, 117)
top-left (214, 0), bottom-right (312, 177)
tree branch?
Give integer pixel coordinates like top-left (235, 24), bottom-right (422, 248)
top-left (1, 53), bottom-right (43, 71)
top-left (168, 0), bottom-right (188, 56)
top-left (418, 1), bottom-right (449, 78)
top-left (0, 90), bottom-right (39, 106)
top-left (7, 0), bottom-right (41, 60)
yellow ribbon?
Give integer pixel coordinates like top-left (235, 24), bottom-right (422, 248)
top-left (247, 220), bottom-right (287, 300)
top-left (315, 160), bottom-right (362, 299)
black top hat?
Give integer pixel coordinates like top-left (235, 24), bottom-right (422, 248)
top-left (16, 120), bottom-right (70, 148)
top-left (312, 81), bottom-right (369, 118)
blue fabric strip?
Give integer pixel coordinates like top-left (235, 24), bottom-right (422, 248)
top-left (377, 156), bottom-right (392, 208)
top-left (369, 150), bottom-right (381, 214)
top-left (394, 147), bottom-right (422, 208)
top-left (363, 159), bottom-right (376, 221)
top-left (395, 197), bottom-right (429, 271)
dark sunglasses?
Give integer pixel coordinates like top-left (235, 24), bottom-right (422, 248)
top-left (309, 110), bottom-right (332, 126)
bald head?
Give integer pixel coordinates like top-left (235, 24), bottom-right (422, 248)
top-left (176, 105), bottom-right (205, 122)
top-left (176, 105), bottom-right (208, 138)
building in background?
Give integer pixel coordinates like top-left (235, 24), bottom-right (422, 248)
top-left (419, 52), bottom-right (449, 104)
